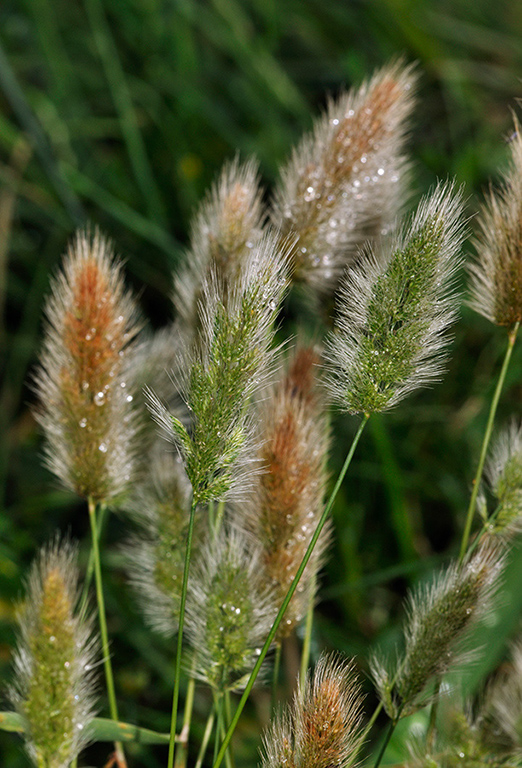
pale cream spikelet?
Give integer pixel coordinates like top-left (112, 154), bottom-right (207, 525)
top-left (483, 420), bottom-right (522, 536)
top-left (271, 59), bottom-right (417, 293)
top-left (469, 119), bottom-right (522, 327)
top-left (122, 447), bottom-right (197, 637)
top-left (185, 527), bottom-right (277, 692)
top-left (261, 653), bottom-right (364, 768)
top-left (371, 543), bottom-right (504, 718)
top-left (174, 156), bottom-right (266, 328)
top-left (34, 230), bottom-right (141, 503)
top-left (240, 345), bottom-right (331, 640)
top-left (486, 639), bottom-right (522, 750)
top-left (10, 538), bottom-right (98, 768)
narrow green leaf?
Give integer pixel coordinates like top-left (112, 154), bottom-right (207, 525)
top-left (0, 712), bottom-right (170, 744)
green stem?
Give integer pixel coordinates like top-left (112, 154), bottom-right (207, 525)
top-left (174, 660), bottom-right (197, 768)
top-left (299, 573), bottom-right (316, 690)
top-left (88, 497), bottom-right (126, 767)
top-left (224, 691), bottom-right (235, 768)
top-left (426, 677), bottom-right (441, 753)
top-left (195, 709), bottom-right (215, 768)
top-left (270, 643), bottom-right (282, 713)
top-left (79, 503), bottom-right (107, 615)
top-left (167, 493), bottom-right (197, 768)
top-left (212, 414), bottom-right (370, 768)
top-left (459, 322), bottom-right (520, 563)
top-left (373, 713), bottom-right (400, 768)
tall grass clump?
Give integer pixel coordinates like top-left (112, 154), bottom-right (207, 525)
top-left (5, 58), bottom-right (522, 768)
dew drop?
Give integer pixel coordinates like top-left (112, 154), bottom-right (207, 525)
top-left (94, 391), bottom-right (105, 406)
top-left (82, 381), bottom-right (89, 391)
top-left (377, 167), bottom-right (385, 176)
top-left (330, 117), bottom-right (339, 126)
top-left (98, 442), bottom-right (108, 453)
top-left (360, 154), bottom-right (367, 164)
top-left (304, 186), bottom-right (315, 202)
top-left (126, 394), bottom-right (133, 403)
top-left (79, 418), bottom-right (88, 428)
top-left (49, 635), bottom-right (56, 643)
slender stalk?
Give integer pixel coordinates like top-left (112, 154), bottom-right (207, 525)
top-left (195, 708), bottom-right (216, 768)
top-left (426, 677), bottom-right (441, 753)
top-left (167, 493), bottom-right (197, 768)
top-left (270, 643), bottom-right (282, 712)
top-left (224, 691), bottom-right (236, 768)
top-left (212, 414), bottom-right (370, 768)
top-left (459, 322), bottom-right (520, 562)
top-left (373, 710), bottom-right (401, 768)
top-left (299, 573), bottom-right (316, 690)
top-left (174, 661), bottom-right (197, 768)
top-left (79, 503), bottom-right (107, 615)
top-left (87, 496), bottom-right (126, 768)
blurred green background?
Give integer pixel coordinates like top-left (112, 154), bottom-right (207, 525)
top-left (2, 0), bottom-right (522, 765)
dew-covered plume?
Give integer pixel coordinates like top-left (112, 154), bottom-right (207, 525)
top-left (122, 448), bottom-right (196, 637)
top-left (10, 539), bottom-right (98, 768)
top-left (239, 345), bottom-right (331, 640)
top-left (174, 157), bottom-right (266, 329)
top-left (185, 528), bottom-right (277, 692)
top-left (324, 181), bottom-right (466, 414)
top-left (148, 231), bottom-right (289, 505)
top-left (261, 653), bottom-right (364, 768)
top-left (34, 230), bottom-right (141, 503)
top-left (469, 120), bottom-right (522, 327)
top-left (371, 544), bottom-right (504, 718)
top-left (271, 59), bottom-right (417, 293)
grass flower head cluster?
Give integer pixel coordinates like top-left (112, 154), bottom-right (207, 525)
top-left (7, 57), bottom-right (522, 768)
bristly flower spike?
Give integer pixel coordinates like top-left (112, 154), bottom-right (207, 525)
top-left (10, 538), bottom-right (98, 768)
top-left (469, 119), bottom-right (522, 327)
top-left (185, 528), bottom-right (277, 692)
top-left (239, 345), bottom-right (331, 640)
top-left (483, 420), bottom-right (522, 536)
top-left (174, 157), bottom-right (266, 329)
top-left (35, 230), bottom-right (141, 503)
top-left (261, 653), bottom-right (364, 768)
top-left (271, 59), bottom-right (417, 293)
top-left (148, 231), bottom-right (290, 505)
top-left (324, 181), bottom-right (466, 414)
top-left (371, 543), bottom-right (504, 718)
top-left (122, 448), bottom-right (197, 637)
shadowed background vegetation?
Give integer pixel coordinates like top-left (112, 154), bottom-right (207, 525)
top-left (2, 1), bottom-right (522, 765)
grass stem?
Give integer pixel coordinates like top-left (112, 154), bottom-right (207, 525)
top-left (88, 496), bottom-right (126, 767)
top-left (459, 321), bottom-right (520, 562)
top-left (167, 493), bottom-right (197, 768)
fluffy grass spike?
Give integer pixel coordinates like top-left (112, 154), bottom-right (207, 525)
top-left (10, 538), bottom-right (98, 768)
top-left (261, 653), bottom-right (364, 768)
top-left (271, 59), bottom-right (417, 293)
top-left (324, 181), bottom-right (466, 414)
top-left (34, 229), bottom-right (141, 503)
top-left (469, 119), bottom-right (522, 327)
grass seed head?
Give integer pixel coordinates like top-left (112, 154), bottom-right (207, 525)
top-left (10, 538), bottom-right (98, 768)
top-left (185, 528), bottom-right (277, 692)
top-left (271, 59), bottom-right (417, 293)
top-left (469, 120), bottom-right (522, 327)
top-left (261, 653), bottom-right (364, 768)
top-left (34, 230), bottom-right (141, 503)
top-left (122, 448), bottom-right (195, 637)
top-left (324, 180), bottom-right (466, 414)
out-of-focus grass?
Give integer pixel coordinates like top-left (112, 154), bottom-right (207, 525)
top-left (2, 1), bottom-right (522, 765)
